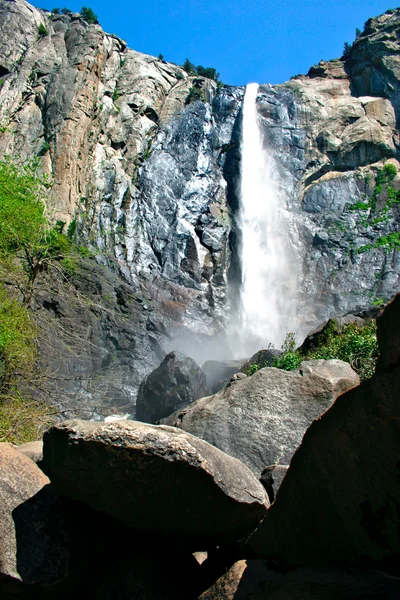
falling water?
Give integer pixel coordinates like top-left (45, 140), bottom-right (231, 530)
top-left (234, 83), bottom-right (297, 356)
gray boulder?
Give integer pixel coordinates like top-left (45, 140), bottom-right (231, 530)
top-left (16, 440), bottom-right (43, 464)
top-left (136, 352), bottom-right (208, 423)
top-left (163, 360), bottom-right (359, 475)
top-left (201, 359), bottom-right (244, 394)
top-left (42, 419), bottom-right (269, 542)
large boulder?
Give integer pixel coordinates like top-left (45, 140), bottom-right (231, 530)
top-left (248, 295), bottom-right (400, 567)
top-left (163, 360), bottom-right (359, 475)
top-left (199, 561), bottom-right (400, 599)
top-left (0, 443), bottom-right (50, 579)
top-left (136, 352), bottom-right (208, 423)
top-left (41, 419), bottom-right (269, 542)
top-left (0, 442), bottom-right (73, 587)
top-left (201, 360), bottom-right (244, 394)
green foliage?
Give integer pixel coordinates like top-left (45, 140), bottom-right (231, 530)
top-left (67, 219), bottom-right (77, 239)
top-left (273, 332), bottom-right (302, 371)
top-left (0, 393), bottom-right (56, 444)
top-left (307, 321), bottom-right (378, 381)
top-left (37, 23), bottom-right (48, 37)
top-left (0, 285), bottom-right (55, 444)
top-left (61, 7), bottom-right (72, 15)
top-left (186, 85), bottom-right (205, 105)
top-left (183, 58), bottom-right (196, 75)
top-left (80, 6), bottom-right (99, 24)
top-left (182, 59), bottom-right (220, 82)
top-left (355, 27), bottom-right (362, 38)
top-left (51, 7), bottom-right (60, 14)
top-left (343, 42), bottom-right (352, 55)
top-left (158, 53), bottom-right (164, 61)
top-left (0, 157), bottom-right (86, 303)
top-left (270, 321), bottom-right (378, 382)
top-left (112, 88), bottom-right (119, 102)
top-left (196, 65), bottom-right (220, 81)
top-left (0, 285), bottom-right (36, 377)
top-left (349, 163), bottom-right (400, 255)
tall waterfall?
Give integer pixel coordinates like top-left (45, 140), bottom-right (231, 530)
top-left (234, 83), bottom-right (297, 356)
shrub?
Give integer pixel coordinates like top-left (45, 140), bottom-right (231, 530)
top-left (51, 7), bottom-right (60, 14)
top-left (0, 393), bottom-right (56, 444)
top-left (80, 6), bottom-right (99, 24)
top-left (38, 23), bottom-right (48, 37)
top-left (0, 157), bottom-right (86, 304)
top-left (271, 322), bottom-right (378, 382)
top-left (61, 7), bottom-right (72, 15)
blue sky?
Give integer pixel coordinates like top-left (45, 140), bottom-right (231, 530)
top-left (32, 0), bottom-right (394, 85)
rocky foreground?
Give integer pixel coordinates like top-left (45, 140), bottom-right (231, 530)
top-left (0, 295), bottom-right (399, 598)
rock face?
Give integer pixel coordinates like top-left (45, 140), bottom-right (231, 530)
top-left (248, 295), bottom-right (400, 567)
top-left (0, 1), bottom-right (399, 415)
top-left (136, 351), bottom-right (208, 423)
top-left (41, 419), bottom-right (269, 541)
top-left (162, 360), bottom-right (359, 475)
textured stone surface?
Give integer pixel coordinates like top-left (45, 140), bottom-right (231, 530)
top-left (0, 443), bottom-right (49, 579)
top-left (162, 360), bottom-right (359, 475)
top-left (42, 419), bottom-right (269, 541)
top-left (16, 441), bottom-right (43, 464)
top-left (248, 295), bottom-right (400, 566)
top-left (136, 351), bottom-right (208, 423)
top-left (260, 465), bottom-right (289, 503)
top-left (199, 561), bottom-right (400, 599)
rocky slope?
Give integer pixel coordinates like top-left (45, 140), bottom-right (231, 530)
top-left (0, 0), bottom-right (399, 415)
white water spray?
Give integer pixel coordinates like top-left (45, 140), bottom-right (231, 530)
top-left (234, 83), bottom-right (297, 356)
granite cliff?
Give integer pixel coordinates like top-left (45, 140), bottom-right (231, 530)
top-left (0, 0), bottom-right (399, 416)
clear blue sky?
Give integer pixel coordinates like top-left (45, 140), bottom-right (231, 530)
top-left (32, 0), bottom-right (394, 85)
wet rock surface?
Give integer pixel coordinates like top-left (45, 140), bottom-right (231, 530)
top-left (162, 359), bottom-right (359, 475)
top-left (41, 419), bottom-right (269, 542)
top-left (136, 351), bottom-right (208, 424)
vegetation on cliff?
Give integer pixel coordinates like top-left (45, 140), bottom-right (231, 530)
top-left (0, 158), bottom-right (88, 443)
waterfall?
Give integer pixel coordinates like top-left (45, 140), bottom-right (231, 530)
top-left (234, 82), bottom-right (297, 356)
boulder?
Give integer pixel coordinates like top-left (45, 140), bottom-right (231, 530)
top-left (0, 443), bottom-right (50, 580)
top-left (136, 352), bottom-right (208, 423)
top-left (248, 295), bottom-right (400, 566)
top-left (16, 441), bottom-right (43, 464)
top-left (201, 360), bottom-right (243, 394)
top-left (259, 465), bottom-right (289, 503)
top-left (0, 444), bottom-right (76, 589)
top-left (199, 561), bottom-right (400, 599)
top-left (163, 360), bottom-right (359, 475)
top-left (41, 419), bottom-right (269, 542)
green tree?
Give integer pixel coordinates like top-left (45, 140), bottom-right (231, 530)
top-left (196, 65), bottom-right (220, 81)
top-left (80, 6), bottom-right (99, 24)
top-left (0, 158), bottom-right (75, 304)
top-left (182, 58), bottom-right (197, 74)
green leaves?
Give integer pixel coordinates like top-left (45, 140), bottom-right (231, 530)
top-left (272, 322), bottom-right (378, 382)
